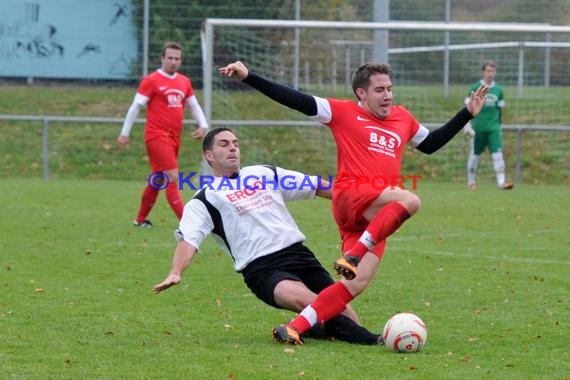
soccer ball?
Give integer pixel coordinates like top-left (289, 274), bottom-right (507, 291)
top-left (382, 312), bottom-right (428, 353)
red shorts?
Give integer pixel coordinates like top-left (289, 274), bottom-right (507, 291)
top-left (145, 135), bottom-right (180, 172)
top-left (332, 181), bottom-right (387, 259)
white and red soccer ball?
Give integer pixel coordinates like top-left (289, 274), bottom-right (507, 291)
top-left (382, 312), bottom-right (428, 353)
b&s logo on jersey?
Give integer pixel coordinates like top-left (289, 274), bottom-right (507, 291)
top-left (365, 126), bottom-right (401, 158)
top-left (165, 89), bottom-right (185, 108)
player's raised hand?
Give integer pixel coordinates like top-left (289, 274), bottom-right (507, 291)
top-left (219, 61), bottom-right (249, 81)
top-left (466, 83), bottom-right (489, 117)
top-left (152, 274), bottom-right (181, 294)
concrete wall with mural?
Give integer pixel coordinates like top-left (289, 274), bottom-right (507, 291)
top-left (0, 0), bottom-right (138, 80)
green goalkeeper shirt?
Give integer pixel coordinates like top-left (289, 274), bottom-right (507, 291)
top-left (465, 80), bottom-right (505, 132)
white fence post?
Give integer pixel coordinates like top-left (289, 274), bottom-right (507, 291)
top-left (518, 43), bottom-right (525, 97)
top-left (515, 127), bottom-right (523, 184)
top-left (42, 118), bottom-right (49, 180)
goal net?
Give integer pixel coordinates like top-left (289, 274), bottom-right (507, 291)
top-left (201, 19), bottom-right (570, 184)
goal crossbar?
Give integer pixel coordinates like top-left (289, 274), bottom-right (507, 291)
top-left (204, 19), bottom-right (570, 33)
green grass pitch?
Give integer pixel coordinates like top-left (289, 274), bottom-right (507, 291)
top-left (1, 179), bottom-right (568, 379)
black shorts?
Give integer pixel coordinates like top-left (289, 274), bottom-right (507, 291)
top-left (241, 242), bottom-right (334, 308)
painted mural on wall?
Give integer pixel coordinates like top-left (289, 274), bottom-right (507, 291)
top-left (0, 1), bottom-right (138, 79)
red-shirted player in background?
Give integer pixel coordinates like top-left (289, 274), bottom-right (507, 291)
top-left (118, 42), bottom-right (208, 227)
top-left (219, 60), bottom-right (488, 344)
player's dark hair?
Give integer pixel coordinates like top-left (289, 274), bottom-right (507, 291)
top-left (202, 127), bottom-right (235, 153)
top-left (161, 41), bottom-right (183, 57)
top-left (482, 60), bottom-right (496, 70)
top-left (352, 63), bottom-right (392, 98)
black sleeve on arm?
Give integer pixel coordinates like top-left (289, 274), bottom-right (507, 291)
top-left (242, 72), bottom-right (317, 116)
top-left (415, 108), bottom-right (473, 154)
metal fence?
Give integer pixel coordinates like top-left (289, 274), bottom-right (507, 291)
top-left (1, 114), bottom-right (568, 185)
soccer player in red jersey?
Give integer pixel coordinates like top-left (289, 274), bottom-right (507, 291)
top-left (219, 61), bottom-right (488, 344)
top-left (118, 42), bottom-right (208, 227)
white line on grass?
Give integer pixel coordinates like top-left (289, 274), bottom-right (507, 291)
top-left (398, 248), bottom-right (570, 266)
top-left (391, 229), bottom-right (563, 241)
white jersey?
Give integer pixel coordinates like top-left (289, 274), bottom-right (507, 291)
top-left (177, 165), bottom-right (324, 271)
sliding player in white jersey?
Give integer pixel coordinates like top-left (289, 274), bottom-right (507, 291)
top-left (152, 127), bottom-right (383, 345)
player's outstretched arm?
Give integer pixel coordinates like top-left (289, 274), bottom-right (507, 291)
top-left (152, 240), bottom-right (197, 294)
top-left (415, 108), bottom-right (473, 155)
top-left (219, 61), bottom-right (318, 117)
top-left (416, 84), bottom-right (489, 155)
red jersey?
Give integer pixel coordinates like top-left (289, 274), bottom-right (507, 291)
top-left (326, 99), bottom-right (421, 181)
top-left (137, 70), bottom-right (195, 142)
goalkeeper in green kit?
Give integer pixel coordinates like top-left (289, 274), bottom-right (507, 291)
top-left (464, 60), bottom-right (514, 190)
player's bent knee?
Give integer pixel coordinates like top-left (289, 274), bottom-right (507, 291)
top-left (403, 192), bottom-right (421, 214)
top-left (164, 169), bottom-right (179, 182)
top-left (274, 280), bottom-right (316, 311)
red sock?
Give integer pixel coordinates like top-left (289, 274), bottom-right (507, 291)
top-left (348, 202), bottom-right (411, 259)
top-left (289, 282), bottom-right (354, 334)
top-left (288, 315), bottom-right (312, 334)
top-left (166, 181), bottom-right (184, 220)
top-left (136, 185), bottom-right (159, 223)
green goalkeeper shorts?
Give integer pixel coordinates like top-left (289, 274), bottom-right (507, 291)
top-left (473, 129), bottom-right (503, 155)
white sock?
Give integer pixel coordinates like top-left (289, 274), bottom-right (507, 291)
top-left (492, 151), bottom-right (506, 186)
top-left (299, 305), bottom-right (318, 326)
top-left (357, 231), bottom-right (375, 251)
top-left (467, 153), bottom-right (479, 184)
